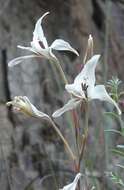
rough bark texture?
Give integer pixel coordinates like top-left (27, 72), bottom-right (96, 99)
top-left (0, 0), bottom-right (124, 189)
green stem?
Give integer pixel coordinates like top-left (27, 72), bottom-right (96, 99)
top-left (119, 115), bottom-right (124, 131)
top-left (49, 60), bottom-right (62, 92)
top-left (103, 0), bottom-right (111, 82)
top-left (49, 118), bottom-right (76, 161)
top-left (78, 101), bottom-right (89, 170)
top-left (50, 58), bottom-right (80, 164)
top-left (72, 110), bottom-right (80, 156)
top-left (50, 59), bottom-right (68, 85)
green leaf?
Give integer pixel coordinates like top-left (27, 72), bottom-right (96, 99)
top-left (109, 172), bottom-right (124, 187)
top-left (104, 112), bottom-right (120, 120)
top-left (105, 129), bottom-right (122, 135)
top-left (111, 149), bottom-right (124, 157)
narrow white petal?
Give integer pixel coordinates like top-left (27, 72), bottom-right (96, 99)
top-left (74, 54), bottom-right (100, 86)
top-left (8, 55), bottom-right (39, 67)
top-left (90, 85), bottom-right (121, 115)
top-left (52, 98), bottom-right (81, 118)
top-left (60, 173), bottom-right (82, 190)
top-left (31, 39), bottom-right (52, 59)
top-left (33, 12), bottom-right (49, 48)
top-left (51, 39), bottom-right (79, 56)
top-left (32, 106), bottom-right (50, 119)
top-left (65, 83), bottom-right (85, 99)
top-left (17, 45), bottom-right (37, 54)
top-left (23, 96), bottom-right (50, 119)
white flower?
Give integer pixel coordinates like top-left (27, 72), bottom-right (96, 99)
top-left (60, 173), bottom-right (82, 190)
top-left (52, 55), bottom-right (121, 117)
top-left (8, 12), bottom-right (79, 67)
top-left (6, 96), bottom-right (50, 120)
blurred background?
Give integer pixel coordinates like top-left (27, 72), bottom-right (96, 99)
top-left (0, 0), bottom-right (124, 189)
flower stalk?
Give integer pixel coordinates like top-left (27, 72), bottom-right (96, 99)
top-left (51, 58), bottom-right (68, 85)
top-left (49, 118), bottom-right (76, 161)
top-left (6, 96), bottom-right (76, 162)
top-left (50, 56), bottom-right (81, 163)
top-left (71, 110), bottom-right (80, 158)
top-left (78, 101), bottom-right (89, 170)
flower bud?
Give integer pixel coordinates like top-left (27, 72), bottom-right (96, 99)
top-left (6, 96), bottom-right (50, 120)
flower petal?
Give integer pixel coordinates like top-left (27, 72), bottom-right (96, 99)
top-left (89, 85), bottom-right (121, 115)
top-left (31, 39), bottom-right (52, 59)
top-left (50, 39), bottom-right (79, 56)
top-left (60, 173), bottom-right (82, 190)
top-left (33, 12), bottom-right (49, 48)
top-left (22, 96), bottom-right (50, 119)
top-left (31, 40), bottom-right (45, 54)
top-left (17, 45), bottom-right (37, 54)
top-left (52, 98), bottom-right (81, 118)
top-left (8, 55), bottom-right (40, 67)
top-left (18, 42), bottom-right (49, 59)
top-left (65, 83), bottom-right (85, 99)
top-left (74, 54), bottom-right (100, 87)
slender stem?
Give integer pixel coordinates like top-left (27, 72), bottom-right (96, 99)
top-left (49, 60), bottom-right (62, 92)
top-left (119, 115), bottom-right (124, 131)
top-left (76, 102), bottom-right (89, 190)
top-left (50, 58), bottom-right (80, 162)
top-left (49, 118), bottom-right (76, 161)
top-left (103, 111), bottom-right (111, 169)
top-left (71, 110), bottom-right (80, 156)
top-left (103, 0), bottom-right (111, 82)
top-left (78, 102), bottom-right (89, 170)
top-left (51, 59), bottom-right (68, 85)
top-left (0, 141), bottom-right (12, 190)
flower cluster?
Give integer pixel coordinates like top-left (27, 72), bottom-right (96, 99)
top-left (8, 12), bottom-right (121, 117)
top-left (7, 11), bottom-right (122, 189)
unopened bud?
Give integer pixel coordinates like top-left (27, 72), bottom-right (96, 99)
top-left (83, 34), bottom-right (94, 64)
top-left (6, 96), bottom-right (50, 120)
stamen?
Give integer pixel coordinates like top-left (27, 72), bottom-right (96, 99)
top-left (81, 83), bottom-right (88, 98)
